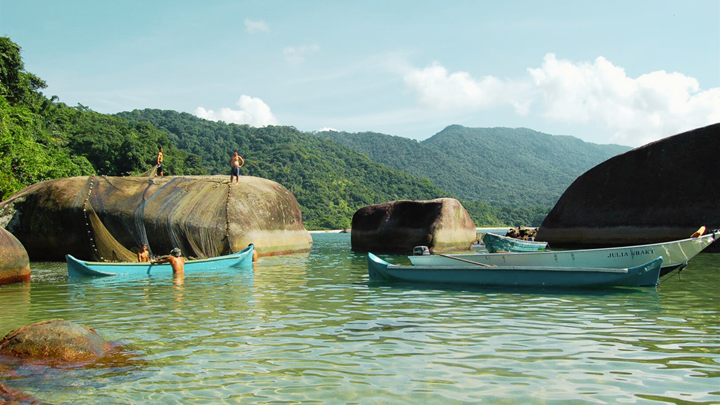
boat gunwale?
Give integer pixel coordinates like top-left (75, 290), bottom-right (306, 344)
top-left (385, 263), bottom-right (630, 274)
top-left (69, 244), bottom-right (254, 267)
top-left (464, 231), bottom-right (717, 257)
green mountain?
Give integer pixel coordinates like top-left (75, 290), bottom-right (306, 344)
top-left (1, 35), bottom-right (617, 230)
top-left (314, 126), bottom-right (631, 208)
top-left (116, 109), bottom-right (507, 229)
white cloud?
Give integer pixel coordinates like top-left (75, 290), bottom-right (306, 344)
top-left (244, 18), bottom-right (269, 33)
top-left (284, 44), bottom-right (320, 64)
top-left (195, 95), bottom-right (278, 127)
top-left (317, 127), bottom-right (339, 132)
top-left (403, 63), bottom-right (531, 114)
top-left (402, 54), bottom-right (720, 146)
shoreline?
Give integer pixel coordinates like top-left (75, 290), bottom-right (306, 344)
top-left (308, 229), bottom-right (345, 234)
top-left (307, 227), bottom-right (521, 234)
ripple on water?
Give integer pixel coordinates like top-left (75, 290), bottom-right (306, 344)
top-left (1, 235), bottom-right (719, 404)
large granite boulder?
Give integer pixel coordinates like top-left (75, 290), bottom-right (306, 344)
top-left (0, 319), bottom-right (112, 363)
top-left (0, 175), bottom-right (312, 261)
top-left (351, 198), bottom-right (476, 253)
top-left (537, 123), bottom-right (720, 249)
top-left (0, 227), bottom-right (30, 285)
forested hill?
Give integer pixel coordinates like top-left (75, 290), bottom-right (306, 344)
top-left (2, 34), bottom-right (604, 230)
top-left (314, 126), bottom-right (631, 208)
top-left (116, 109), bottom-right (508, 228)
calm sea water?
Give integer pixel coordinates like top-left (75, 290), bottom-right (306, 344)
top-left (1, 233), bottom-right (719, 405)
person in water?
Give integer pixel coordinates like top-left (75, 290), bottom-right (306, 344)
top-left (229, 151), bottom-right (245, 184)
top-left (137, 243), bottom-right (150, 262)
top-left (152, 247), bottom-right (185, 275)
top-left (157, 146), bottom-right (164, 176)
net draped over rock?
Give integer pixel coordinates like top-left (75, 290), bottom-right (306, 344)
top-left (1, 175), bottom-right (312, 261)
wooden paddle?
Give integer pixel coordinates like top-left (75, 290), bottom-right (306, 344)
top-left (439, 254), bottom-right (496, 267)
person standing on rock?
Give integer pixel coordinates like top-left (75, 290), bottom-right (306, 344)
top-left (157, 146), bottom-right (164, 176)
top-left (229, 151), bottom-right (245, 185)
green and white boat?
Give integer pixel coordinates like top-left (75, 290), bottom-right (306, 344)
top-left (410, 231), bottom-right (718, 277)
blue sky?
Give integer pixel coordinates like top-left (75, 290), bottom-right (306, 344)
top-left (1, 0), bottom-right (718, 146)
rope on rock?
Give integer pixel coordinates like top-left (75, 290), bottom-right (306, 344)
top-left (225, 183), bottom-right (232, 254)
top-left (81, 174), bottom-right (103, 261)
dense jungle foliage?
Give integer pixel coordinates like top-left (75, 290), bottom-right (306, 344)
top-left (0, 37), bottom-right (205, 201)
top-left (116, 109), bottom-right (518, 228)
top-left (1, 36), bottom-right (575, 229)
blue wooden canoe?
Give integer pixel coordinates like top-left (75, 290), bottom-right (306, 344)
top-left (482, 232), bottom-right (548, 253)
top-left (67, 244), bottom-right (254, 277)
top-left (368, 252), bottom-right (662, 288)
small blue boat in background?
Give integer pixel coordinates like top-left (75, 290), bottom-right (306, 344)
top-left (67, 244), bottom-right (254, 277)
top-left (482, 232), bottom-right (548, 253)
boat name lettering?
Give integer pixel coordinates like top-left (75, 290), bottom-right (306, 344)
top-left (607, 249), bottom-right (654, 259)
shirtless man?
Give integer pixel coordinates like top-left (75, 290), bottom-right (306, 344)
top-left (137, 243), bottom-right (150, 262)
top-left (157, 147), bottom-right (164, 176)
top-left (152, 247), bottom-right (185, 275)
top-left (229, 151), bottom-right (245, 184)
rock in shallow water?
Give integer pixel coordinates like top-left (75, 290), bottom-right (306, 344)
top-left (351, 198), bottom-right (476, 253)
top-left (0, 227), bottom-right (30, 286)
top-left (538, 123), bottom-right (720, 249)
top-left (0, 319), bottom-right (111, 363)
top-left (1, 175), bottom-right (312, 261)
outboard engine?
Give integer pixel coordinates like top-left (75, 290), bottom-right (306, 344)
top-left (413, 246), bottom-right (430, 256)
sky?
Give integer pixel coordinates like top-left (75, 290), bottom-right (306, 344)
top-left (1, 0), bottom-right (718, 147)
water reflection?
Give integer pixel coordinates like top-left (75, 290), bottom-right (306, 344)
top-left (0, 234), bottom-right (718, 404)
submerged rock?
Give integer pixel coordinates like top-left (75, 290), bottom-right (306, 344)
top-left (0, 227), bottom-right (30, 285)
top-left (351, 198), bottom-right (476, 253)
top-left (0, 382), bottom-right (53, 405)
top-left (538, 123), bottom-right (720, 249)
top-left (1, 175), bottom-right (312, 261)
top-left (0, 319), bottom-right (111, 363)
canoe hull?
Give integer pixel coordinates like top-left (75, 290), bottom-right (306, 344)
top-left (410, 232), bottom-right (717, 276)
top-left (482, 232), bottom-right (548, 253)
top-left (369, 253), bottom-right (662, 288)
top-left (67, 244), bottom-right (254, 277)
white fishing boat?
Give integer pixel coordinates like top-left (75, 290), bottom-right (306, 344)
top-left (409, 230), bottom-right (718, 276)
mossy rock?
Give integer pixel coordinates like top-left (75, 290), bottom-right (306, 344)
top-left (0, 319), bottom-right (111, 363)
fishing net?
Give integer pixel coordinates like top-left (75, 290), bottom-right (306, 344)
top-left (2, 175), bottom-right (312, 261)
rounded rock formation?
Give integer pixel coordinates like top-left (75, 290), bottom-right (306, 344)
top-left (0, 227), bottom-right (30, 285)
top-left (0, 319), bottom-right (111, 363)
top-left (0, 175), bottom-right (312, 261)
top-left (538, 123), bottom-right (720, 249)
top-left (351, 198), bottom-right (476, 253)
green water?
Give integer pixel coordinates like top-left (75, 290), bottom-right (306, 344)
top-left (1, 233), bottom-right (719, 404)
